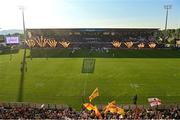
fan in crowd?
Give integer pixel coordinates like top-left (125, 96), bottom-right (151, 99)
top-left (0, 105), bottom-right (179, 119)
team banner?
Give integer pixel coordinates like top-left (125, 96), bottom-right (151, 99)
top-left (148, 98), bottom-right (161, 106)
top-left (89, 88), bottom-right (99, 102)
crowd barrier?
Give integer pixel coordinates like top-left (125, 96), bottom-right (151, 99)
top-left (0, 102), bottom-right (179, 110)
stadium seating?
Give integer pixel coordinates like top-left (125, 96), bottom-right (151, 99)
top-left (0, 104), bottom-right (179, 119)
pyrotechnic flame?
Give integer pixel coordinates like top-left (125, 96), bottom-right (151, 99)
top-left (148, 42), bottom-right (156, 48)
top-left (124, 41), bottom-right (133, 48)
top-left (138, 43), bottom-right (144, 48)
top-left (59, 40), bottom-right (70, 48)
top-left (112, 41), bottom-right (121, 48)
top-left (25, 39), bottom-right (36, 48)
top-left (47, 39), bottom-right (57, 48)
top-left (35, 36), bottom-right (48, 47)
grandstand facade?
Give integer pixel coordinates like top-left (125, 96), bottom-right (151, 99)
top-left (27, 28), bottom-right (159, 49)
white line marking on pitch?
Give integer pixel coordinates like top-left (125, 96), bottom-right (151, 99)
top-left (129, 83), bottom-right (145, 94)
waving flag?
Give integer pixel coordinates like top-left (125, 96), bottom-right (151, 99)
top-left (148, 98), bottom-right (161, 106)
top-left (83, 103), bottom-right (102, 118)
top-left (93, 106), bottom-right (102, 118)
top-left (83, 103), bottom-right (95, 111)
top-left (89, 88), bottom-right (99, 102)
top-left (104, 100), bottom-right (116, 113)
top-left (104, 100), bottom-right (125, 115)
top-left (117, 107), bottom-right (125, 115)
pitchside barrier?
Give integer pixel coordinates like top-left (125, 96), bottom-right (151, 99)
top-left (0, 102), bottom-right (68, 110)
top-left (30, 48), bottom-right (180, 58)
top-left (0, 48), bottom-right (19, 55)
top-left (0, 102), bottom-right (179, 110)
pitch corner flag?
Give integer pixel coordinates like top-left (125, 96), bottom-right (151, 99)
top-left (89, 88), bottom-right (99, 102)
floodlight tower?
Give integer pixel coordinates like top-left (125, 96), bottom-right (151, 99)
top-left (164, 5), bottom-right (172, 31)
top-left (18, 6), bottom-right (27, 102)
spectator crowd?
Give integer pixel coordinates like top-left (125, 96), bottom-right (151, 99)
top-left (0, 104), bottom-right (179, 119)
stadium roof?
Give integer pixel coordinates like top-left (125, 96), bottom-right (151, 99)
top-left (27, 28), bottom-right (159, 32)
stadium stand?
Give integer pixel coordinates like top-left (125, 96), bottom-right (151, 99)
top-left (26, 28), bottom-right (159, 49)
top-left (0, 103), bottom-right (179, 119)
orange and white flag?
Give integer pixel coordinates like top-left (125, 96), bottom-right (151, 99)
top-left (89, 88), bottom-right (99, 102)
top-left (93, 106), bottom-right (102, 118)
top-left (83, 103), bottom-right (94, 111)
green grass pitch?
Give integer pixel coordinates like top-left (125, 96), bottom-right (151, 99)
top-left (0, 50), bottom-right (180, 109)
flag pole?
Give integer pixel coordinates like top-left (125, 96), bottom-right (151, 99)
top-left (18, 6), bottom-right (27, 102)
